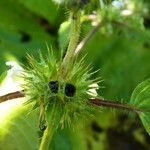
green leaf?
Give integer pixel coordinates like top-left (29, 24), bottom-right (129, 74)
top-left (51, 128), bottom-right (87, 150)
top-left (130, 79), bottom-right (150, 135)
top-left (0, 0), bottom-right (57, 74)
top-left (58, 21), bottom-right (71, 51)
top-left (81, 29), bottom-right (150, 101)
top-left (0, 71), bottom-right (7, 86)
top-left (0, 100), bottom-right (39, 150)
top-left (17, 0), bottom-right (58, 24)
top-left (0, 100), bottom-right (87, 150)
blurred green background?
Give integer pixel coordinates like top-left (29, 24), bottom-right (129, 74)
top-left (0, 0), bottom-right (150, 150)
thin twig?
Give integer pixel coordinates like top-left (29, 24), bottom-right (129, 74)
top-left (89, 98), bottom-right (142, 113)
top-left (0, 90), bottom-right (25, 103)
top-left (74, 18), bottom-right (139, 58)
top-left (74, 21), bottom-right (102, 57)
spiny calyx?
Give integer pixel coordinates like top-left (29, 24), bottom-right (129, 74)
top-left (23, 51), bottom-right (99, 129)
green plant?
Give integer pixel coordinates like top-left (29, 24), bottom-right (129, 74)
top-left (0, 0), bottom-right (150, 150)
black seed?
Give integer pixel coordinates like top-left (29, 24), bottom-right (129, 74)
top-left (65, 83), bottom-right (76, 97)
top-left (49, 81), bottom-right (59, 93)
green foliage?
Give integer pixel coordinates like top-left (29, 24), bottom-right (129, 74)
top-left (18, 0), bottom-right (59, 24)
top-left (0, 0), bottom-right (150, 149)
top-left (0, 101), bottom-right (39, 150)
top-left (0, 101), bottom-right (87, 150)
top-left (58, 21), bottom-right (71, 51)
top-left (130, 79), bottom-right (150, 135)
top-left (0, 0), bottom-right (64, 74)
top-left (52, 0), bottom-right (89, 10)
top-left (0, 71), bottom-right (7, 86)
top-left (82, 30), bottom-right (150, 101)
top-left (51, 128), bottom-right (87, 150)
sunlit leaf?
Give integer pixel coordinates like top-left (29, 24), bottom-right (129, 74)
top-left (58, 21), bottom-right (71, 51)
top-left (0, 100), bottom-right (87, 150)
top-left (0, 99), bottom-right (39, 150)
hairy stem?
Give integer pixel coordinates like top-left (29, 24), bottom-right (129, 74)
top-left (89, 98), bottom-right (142, 113)
top-left (61, 11), bottom-right (81, 76)
top-left (0, 90), bottom-right (24, 103)
top-left (39, 125), bottom-right (55, 150)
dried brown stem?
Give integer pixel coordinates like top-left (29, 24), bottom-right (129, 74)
top-left (89, 98), bottom-right (141, 113)
top-left (0, 90), bottom-right (25, 103)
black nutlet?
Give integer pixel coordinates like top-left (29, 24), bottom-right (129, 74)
top-left (65, 83), bottom-right (76, 97)
top-left (49, 81), bottom-right (59, 93)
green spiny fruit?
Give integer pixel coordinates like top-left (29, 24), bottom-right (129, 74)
top-left (22, 49), bottom-right (99, 130)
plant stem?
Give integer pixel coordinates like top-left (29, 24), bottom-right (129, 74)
top-left (61, 11), bottom-right (81, 76)
top-left (39, 125), bottom-right (55, 150)
top-left (89, 98), bottom-right (142, 113)
top-left (75, 21), bottom-right (102, 57)
top-left (0, 90), bottom-right (24, 103)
